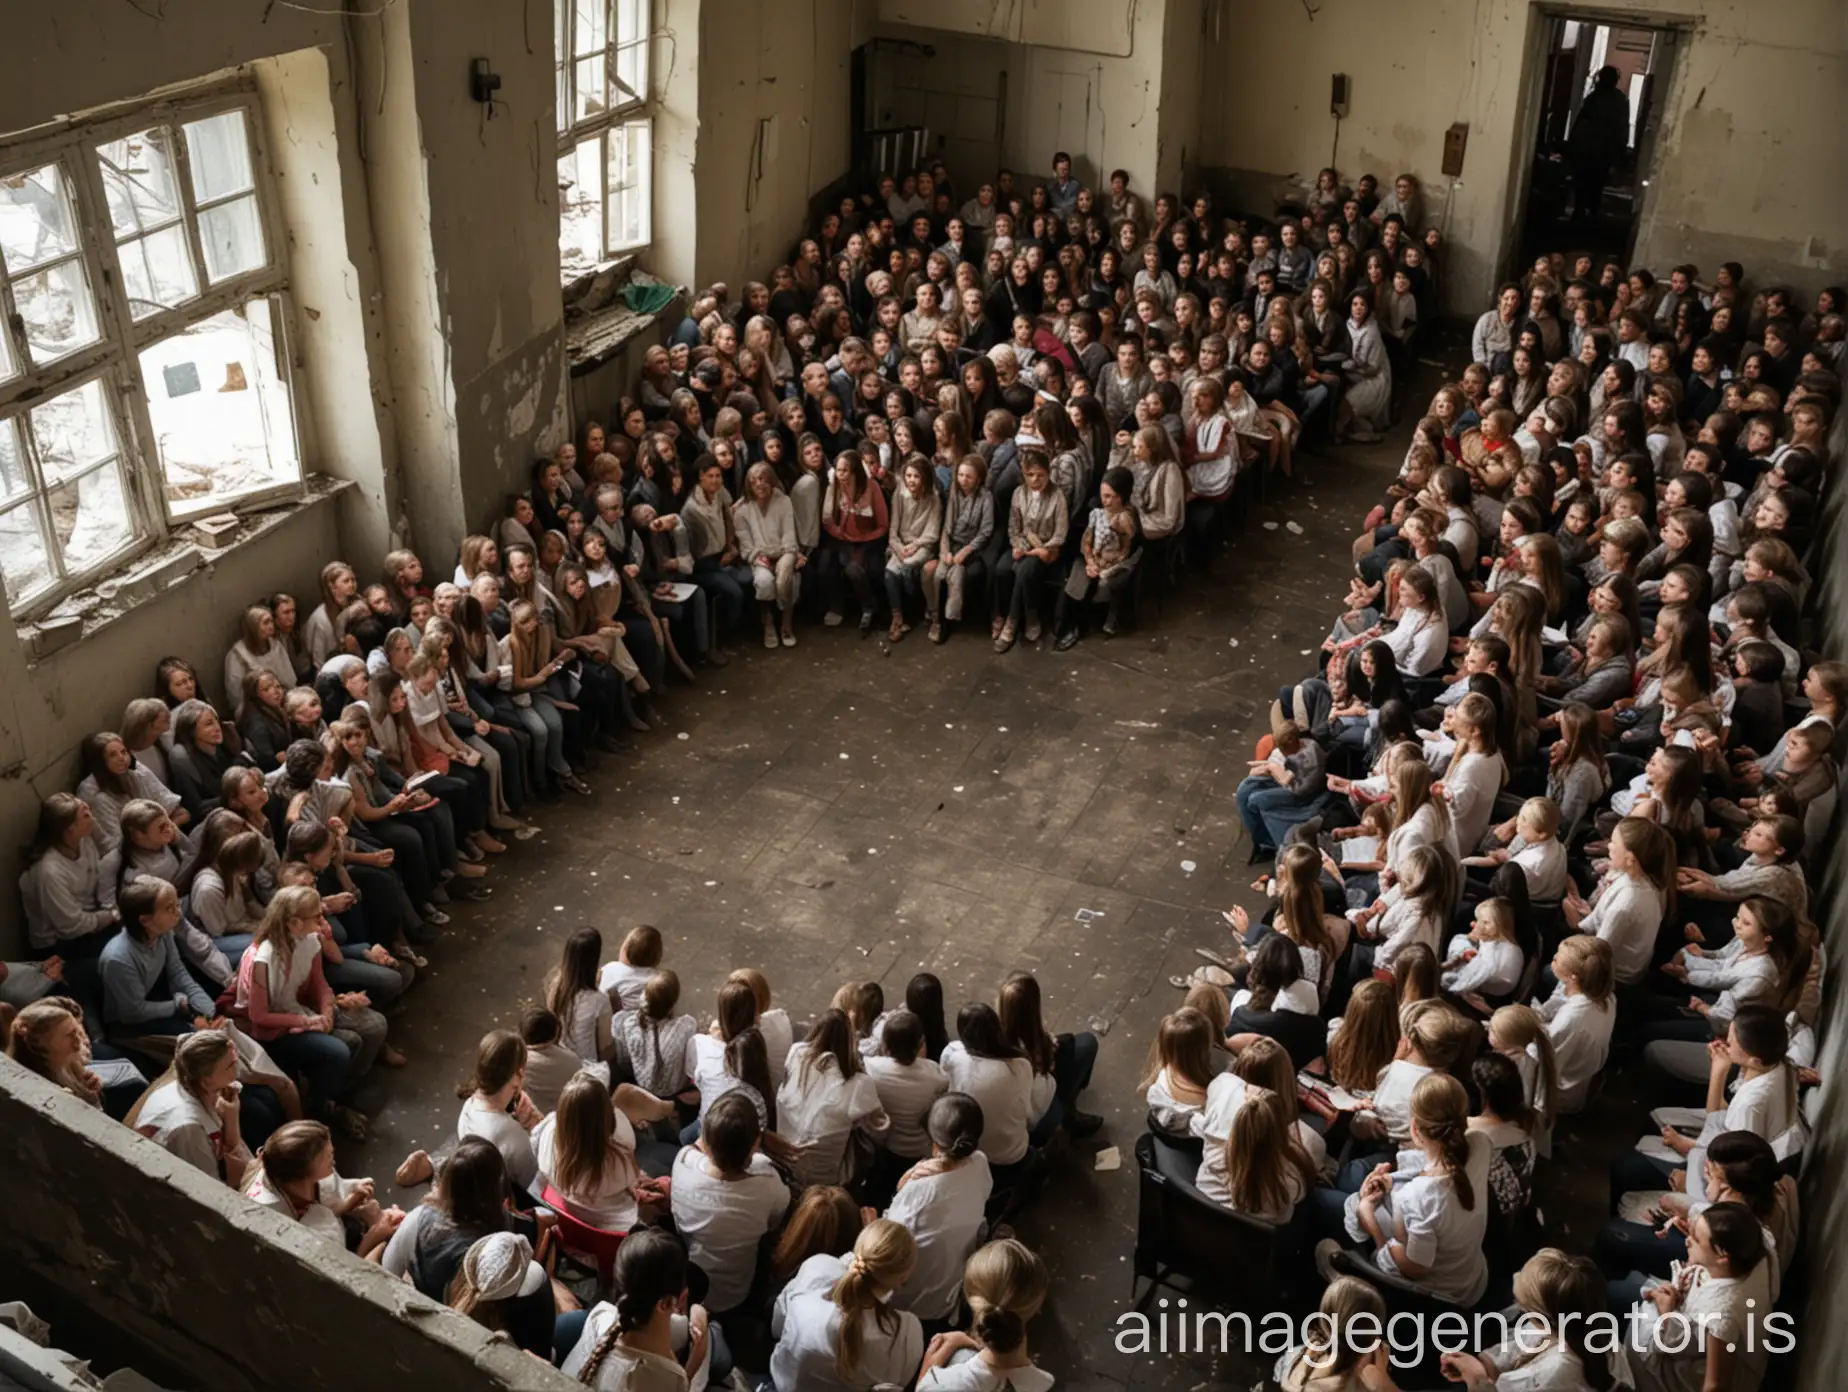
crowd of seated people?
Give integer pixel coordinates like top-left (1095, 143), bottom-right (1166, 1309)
top-left (1144, 232), bottom-right (1836, 1390)
top-left (3, 144), bottom-right (1843, 1389)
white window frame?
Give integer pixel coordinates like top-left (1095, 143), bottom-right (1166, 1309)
top-left (0, 82), bottom-right (300, 620)
top-left (556, 0), bottom-right (655, 276)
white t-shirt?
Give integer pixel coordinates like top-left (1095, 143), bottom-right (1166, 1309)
top-left (135, 1080), bottom-right (223, 1179)
top-left (252, 935), bottom-right (319, 1016)
top-left (532, 1110), bottom-right (640, 1231)
top-left (885, 1153), bottom-right (994, 1320)
top-left (457, 1094), bottom-right (538, 1194)
top-left (1191, 1074), bottom-right (1326, 1203)
top-left (1535, 987), bottom-right (1614, 1113)
top-left (777, 1044), bottom-right (889, 1188)
top-left (866, 1055), bottom-right (949, 1160)
top-left (669, 1146), bottom-right (789, 1313)
top-left (521, 1041), bottom-right (595, 1116)
top-left (760, 1007), bottom-right (795, 1090)
top-left (939, 1044), bottom-right (1035, 1165)
top-left (243, 1167), bottom-right (352, 1246)
top-left (684, 1032), bottom-right (732, 1117)
top-left (770, 1253), bottom-right (924, 1392)
top-left (1368, 1059), bottom-right (1434, 1142)
top-left (920, 1351), bottom-right (1056, 1391)
top-left (1635, 1265), bottom-right (1772, 1392)
top-left (1231, 980), bottom-right (1319, 1017)
top-left (597, 959), bottom-right (655, 1011)
top-left (561, 1303), bottom-right (693, 1391)
top-left (1372, 1132), bottom-right (1493, 1305)
top-left (561, 986), bottom-right (613, 1066)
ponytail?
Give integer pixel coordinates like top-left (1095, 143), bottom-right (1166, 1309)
top-left (828, 1220), bottom-right (914, 1380)
top-left (1410, 1074), bottom-right (1475, 1211)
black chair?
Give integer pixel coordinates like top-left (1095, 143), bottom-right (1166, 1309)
top-left (1317, 1245), bottom-right (1478, 1382)
top-left (1132, 1132), bottom-right (1299, 1311)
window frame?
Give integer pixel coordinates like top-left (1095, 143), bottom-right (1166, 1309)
top-left (555, 0), bottom-right (655, 274)
top-left (0, 81), bottom-right (301, 620)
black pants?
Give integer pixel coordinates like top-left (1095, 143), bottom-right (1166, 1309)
top-left (819, 537), bottom-right (880, 618)
top-left (991, 550), bottom-right (1052, 627)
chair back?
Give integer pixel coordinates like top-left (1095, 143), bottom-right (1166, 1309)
top-left (540, 1185), bottom-right (626, 1292)
top-left (1133, 1132), bottom-right (1290, 1308)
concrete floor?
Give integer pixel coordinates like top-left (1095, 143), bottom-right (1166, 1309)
top-left (344, 381), bottom-right (1636, 1389)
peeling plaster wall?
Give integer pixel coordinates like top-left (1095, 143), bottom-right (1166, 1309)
top-left (692, 0), bottom-right (867, 292)
top-left (1197, 0), bottom-right (1848, 315)
top-left (870, 0), bottom-right (1175, 199)
top-left (0, 1056), bottom-right (573, 1390)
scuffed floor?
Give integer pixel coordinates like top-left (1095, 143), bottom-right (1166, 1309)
top-left (344, 403), bottom-right (1630, 1388)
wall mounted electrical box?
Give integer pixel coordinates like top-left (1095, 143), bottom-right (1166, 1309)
top-left (1330, 73), bottom-right (1350, 117)
top-left (1443, 122), bottom-right (1469, 176)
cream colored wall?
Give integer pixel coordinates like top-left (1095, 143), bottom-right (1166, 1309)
top-left (691, 0), bottom-right (866, 293)
top-left (870, 1), bottom-right (1175, 204)
top-left (1198, 0), bottom-right (1848, 314)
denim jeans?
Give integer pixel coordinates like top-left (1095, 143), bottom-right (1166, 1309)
top-left (264, 1028), bottom-right (355, 1108)
top-left (1028, 1029), bottom-right (1099, 1144)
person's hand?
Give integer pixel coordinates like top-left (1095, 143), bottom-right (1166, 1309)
top-left (213, 1088), bottom-right (242, 1130)
top-left (1661, 959), bottom-right (1688, 982)
top-left (686, 1304), bottom-right (711, 1373)
top-left (1797, 1066), bottom-right (1821, 1089)
top-left (364, 944), bottom-right (398, 969)
top-left (194, 1015), bottom-right (226, 1033)
top-left (1441, 1351), bottom-right (1489, 1386)
top-left (323, 891), bottom-right (357, 914)
top-left (1684, 922), bottom-right (1705, 944)
top-left (1648, 1282), bottom-right (1679, 1311)
top-left (1222, 906), bottom-right (1250, 934)
top-left (42, 956), bottom-right (65, 982)
top-left (1689, 998), bottom-right (1711, 1017)
top-left (925, 1331), bottom-right (982, 1363)
top-left (623, 563), bottom-right (641, 578)
top-left (385, 793), bottom-right (411, 814)
top-left (172, 992), bottom-right (193, 1016)
top-left (1661, 1125), bottom-right (1694, 1156)
top-left (513, 1092), bottom-right (543, 1129)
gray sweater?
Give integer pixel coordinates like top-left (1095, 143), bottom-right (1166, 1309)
top-left (101, 930), bottom-right (216, 1026)
top-left (942, 489), bottom-right (995, 556)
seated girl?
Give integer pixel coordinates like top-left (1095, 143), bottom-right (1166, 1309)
top-left (1440, 896), bottom-right (1524, 1007)
top-left (131, 1028), bottom-right (252, 1186)
top-left (769, 1219), bottom-right (923, 1392)
top-left (531, 1073), bottom-right (669, 1232)
top-left (941, 1004), bottom-right (1037, 1183)
top-left (864, 1009), bottom-right (949, 1174)
top-left (1141, 1007), bottom-right (1218, 1137)
top-left (1533, 935), bottom-right (1616, 1115)
top-left (454, 1028), bottom-right (543, 1200)
top-left (614, 969), bottom-right (697, 1100)
top-left (561, 1228), bottom-right (720, 1391)
top-left (19, 795), bottom-right (120, 965)
top-left (1197, 1085), bottom-right (1319, 1226)
top-left (1624, 1203), bottom-right (1773, 1392)
top-left (885, 1092), bottom-right (993, 1325)
top-left (917, 1238), bottom-right (1052, 1391)
top-left (1339, 1074), bottom-right (1492, 1306)
top-left (1438, 1249), bottom-right (1617, 1391)
top-left (383, 1138), bottom-right (539, 1299)
top-left (243, 1118), bottom-right (401, 1257)
top-left (545, 927), bottom-right (614, 1067)
top-left (778, 1008), bottom-right (890, 1189)
top-left (76, 731), bottom-right (186, 850)
top-left (100, 878), bottom-right (218, 1050)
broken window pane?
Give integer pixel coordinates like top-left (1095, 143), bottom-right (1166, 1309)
top-left (96, 127), bottom-right (184, 238)
top-left (15, 258), bottom-right (101, 365)
top-left (558, 140), bottom-right (604, 276)
top-left (138, 299), bottom-right (300, 512)
top-left (0, 163), bottom-right (81, 273)
top-left (0, 499), bottom-right (51, 605)
top-left (48, 462), bottom-right (138, 579)
top-left (183, 111), bottom-right (256, 204)
top-left (119, 224), bottom-right (200, 319)
top-left (607, 119), bottom-right (650, 251)
top-left (0, 416), bottom-right (28, 504)
top-left (613, 0), bottom-right (648, 102)
top-left (198, 195), bottom-right (266, 283)
top-left (30, 377), bottom-right (118, 485)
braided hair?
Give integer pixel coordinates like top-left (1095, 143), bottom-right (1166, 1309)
top-left (1410, 1074), bottom-right (1475, 1211)
top-left (576, 1229), bottom-right (688, 1385)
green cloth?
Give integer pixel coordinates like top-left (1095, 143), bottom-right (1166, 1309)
top-left (622, 282), bottom-right (677, 315)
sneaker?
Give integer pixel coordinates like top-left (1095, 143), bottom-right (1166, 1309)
top-left (993, 623), bottom-right (1016, 654)
top-left (823, 611), bottom-right (844, 627)
top-left (780, 630), bottom-right (797, 648)
top-left (562, 774), bottom-right (594, 796)
top-left (928, 622), bottom-right (943, 644)
top-left (764, 626), bottom-right (779, 649)
top-left (859, 614), bottom-right (874, 637)
top-left (1054, 629), bottom-right (1080, 652)
top-left (1024, 618), bottom-right (1042, 643)
top-left (422, 908), bottom-right (451, 927)
top-left (1065, 1108), bottom-right (1105, 1139)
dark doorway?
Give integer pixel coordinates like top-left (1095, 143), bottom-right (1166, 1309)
top-left (1514, 15), bottom-right (1680, 268)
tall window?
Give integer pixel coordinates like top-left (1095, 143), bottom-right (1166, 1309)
top-left (0, 90), bottom-right (300, 617)
top-left (556, 0), bottom-right (653, 278)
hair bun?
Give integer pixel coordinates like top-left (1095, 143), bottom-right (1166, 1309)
top-left (972, 1304), bottom-right (1026, 1353)
top-left (949, 1136), bottom-right (979, 1159)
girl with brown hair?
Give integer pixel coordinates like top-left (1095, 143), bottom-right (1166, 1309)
top-left (769, 1219), bottom-right (922, 1390)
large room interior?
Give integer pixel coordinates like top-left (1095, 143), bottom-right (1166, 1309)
top-left (0, 1), bottom-right (1843, 1389)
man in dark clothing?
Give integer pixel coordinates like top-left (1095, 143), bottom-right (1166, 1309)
top-left (1568, 66), bottom-right (1631, 223)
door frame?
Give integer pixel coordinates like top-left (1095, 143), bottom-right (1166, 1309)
top-left (1497, 4), bottom-right (1696, 287)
